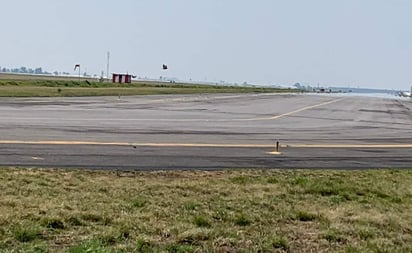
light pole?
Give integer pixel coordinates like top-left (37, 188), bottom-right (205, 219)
top-left (107, 51), bottom-right (110, 81)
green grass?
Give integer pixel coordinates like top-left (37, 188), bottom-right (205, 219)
top-left (193, 216), bottom-right (211, 228)
top-left (0, 168), bottom-right (411, 252)
top-left (0, 77), bottom-right (293, 97)
top-left (13, 226), bottom-right (41, 243)
top-left (233, 214), bottom-right (252, 226)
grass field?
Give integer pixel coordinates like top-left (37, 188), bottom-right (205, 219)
top-left (0, 168), bottom-right (411, 252)
top-left (0, 73), bottom-right (83, 81)
top-left (0, 74), bottom-right (293, 97)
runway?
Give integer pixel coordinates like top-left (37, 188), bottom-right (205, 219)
top-left (0, 93), bottom-right (411, 169)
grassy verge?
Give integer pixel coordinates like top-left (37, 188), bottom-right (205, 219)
top-left (0, 168), bottom-right (411, 252)
top-left (0, 79), bottom-right (292, 97)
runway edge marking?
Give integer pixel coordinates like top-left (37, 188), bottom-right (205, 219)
top-left (0, 140), bottom-right (411, 148)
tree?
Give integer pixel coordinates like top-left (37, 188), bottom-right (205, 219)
top-left (34, 67), bottom-right (42, 74)
top-left (19, 66), bottom-right (27, 73)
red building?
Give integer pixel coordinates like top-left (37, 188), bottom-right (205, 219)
top-left (112, 74), bottom-right (132, 84)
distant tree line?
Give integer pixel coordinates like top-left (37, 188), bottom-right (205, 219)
top-left (0, 66), bottom-right (71, 76)
top-left (0, 66), bottom-right (51, 75)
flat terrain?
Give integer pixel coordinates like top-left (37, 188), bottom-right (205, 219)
top-left (0, 75), bottom-right (285, 97)
top-left (0, 168), bottom-right (411, 252)
top-left (0, 93), bottom-right (411, 169)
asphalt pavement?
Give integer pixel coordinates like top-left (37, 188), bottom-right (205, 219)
top-left (0, 93), bottom-right (411, 169)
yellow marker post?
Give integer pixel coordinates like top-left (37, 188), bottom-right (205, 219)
top-left (268, 141), bottom-right (282, 155)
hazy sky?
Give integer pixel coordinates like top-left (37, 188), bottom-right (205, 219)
top-left (1, 0), bottom-right (412, 89)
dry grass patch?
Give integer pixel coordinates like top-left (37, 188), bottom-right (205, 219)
top-left (0, 168), bottom-right (411, 252)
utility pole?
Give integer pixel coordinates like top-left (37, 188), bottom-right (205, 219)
top-left (107, 51), bottom-right (110, 81)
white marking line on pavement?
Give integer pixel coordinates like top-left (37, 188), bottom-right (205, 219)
top-left (268, 151), bottom-right (282, 155)
top-left (287, 144), bottom-right (412, 148)
top-left (0, 140), bottom-right (271, 148)
top-left (246, 98), bottom-right (345, 121)
top-left (0, 140), bottom-right (411, 148)
top-left (31, 157), bottom-right (44, 160)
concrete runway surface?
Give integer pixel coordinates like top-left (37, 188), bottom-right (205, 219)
top-left (0, 93), bottom-right (411, 169)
